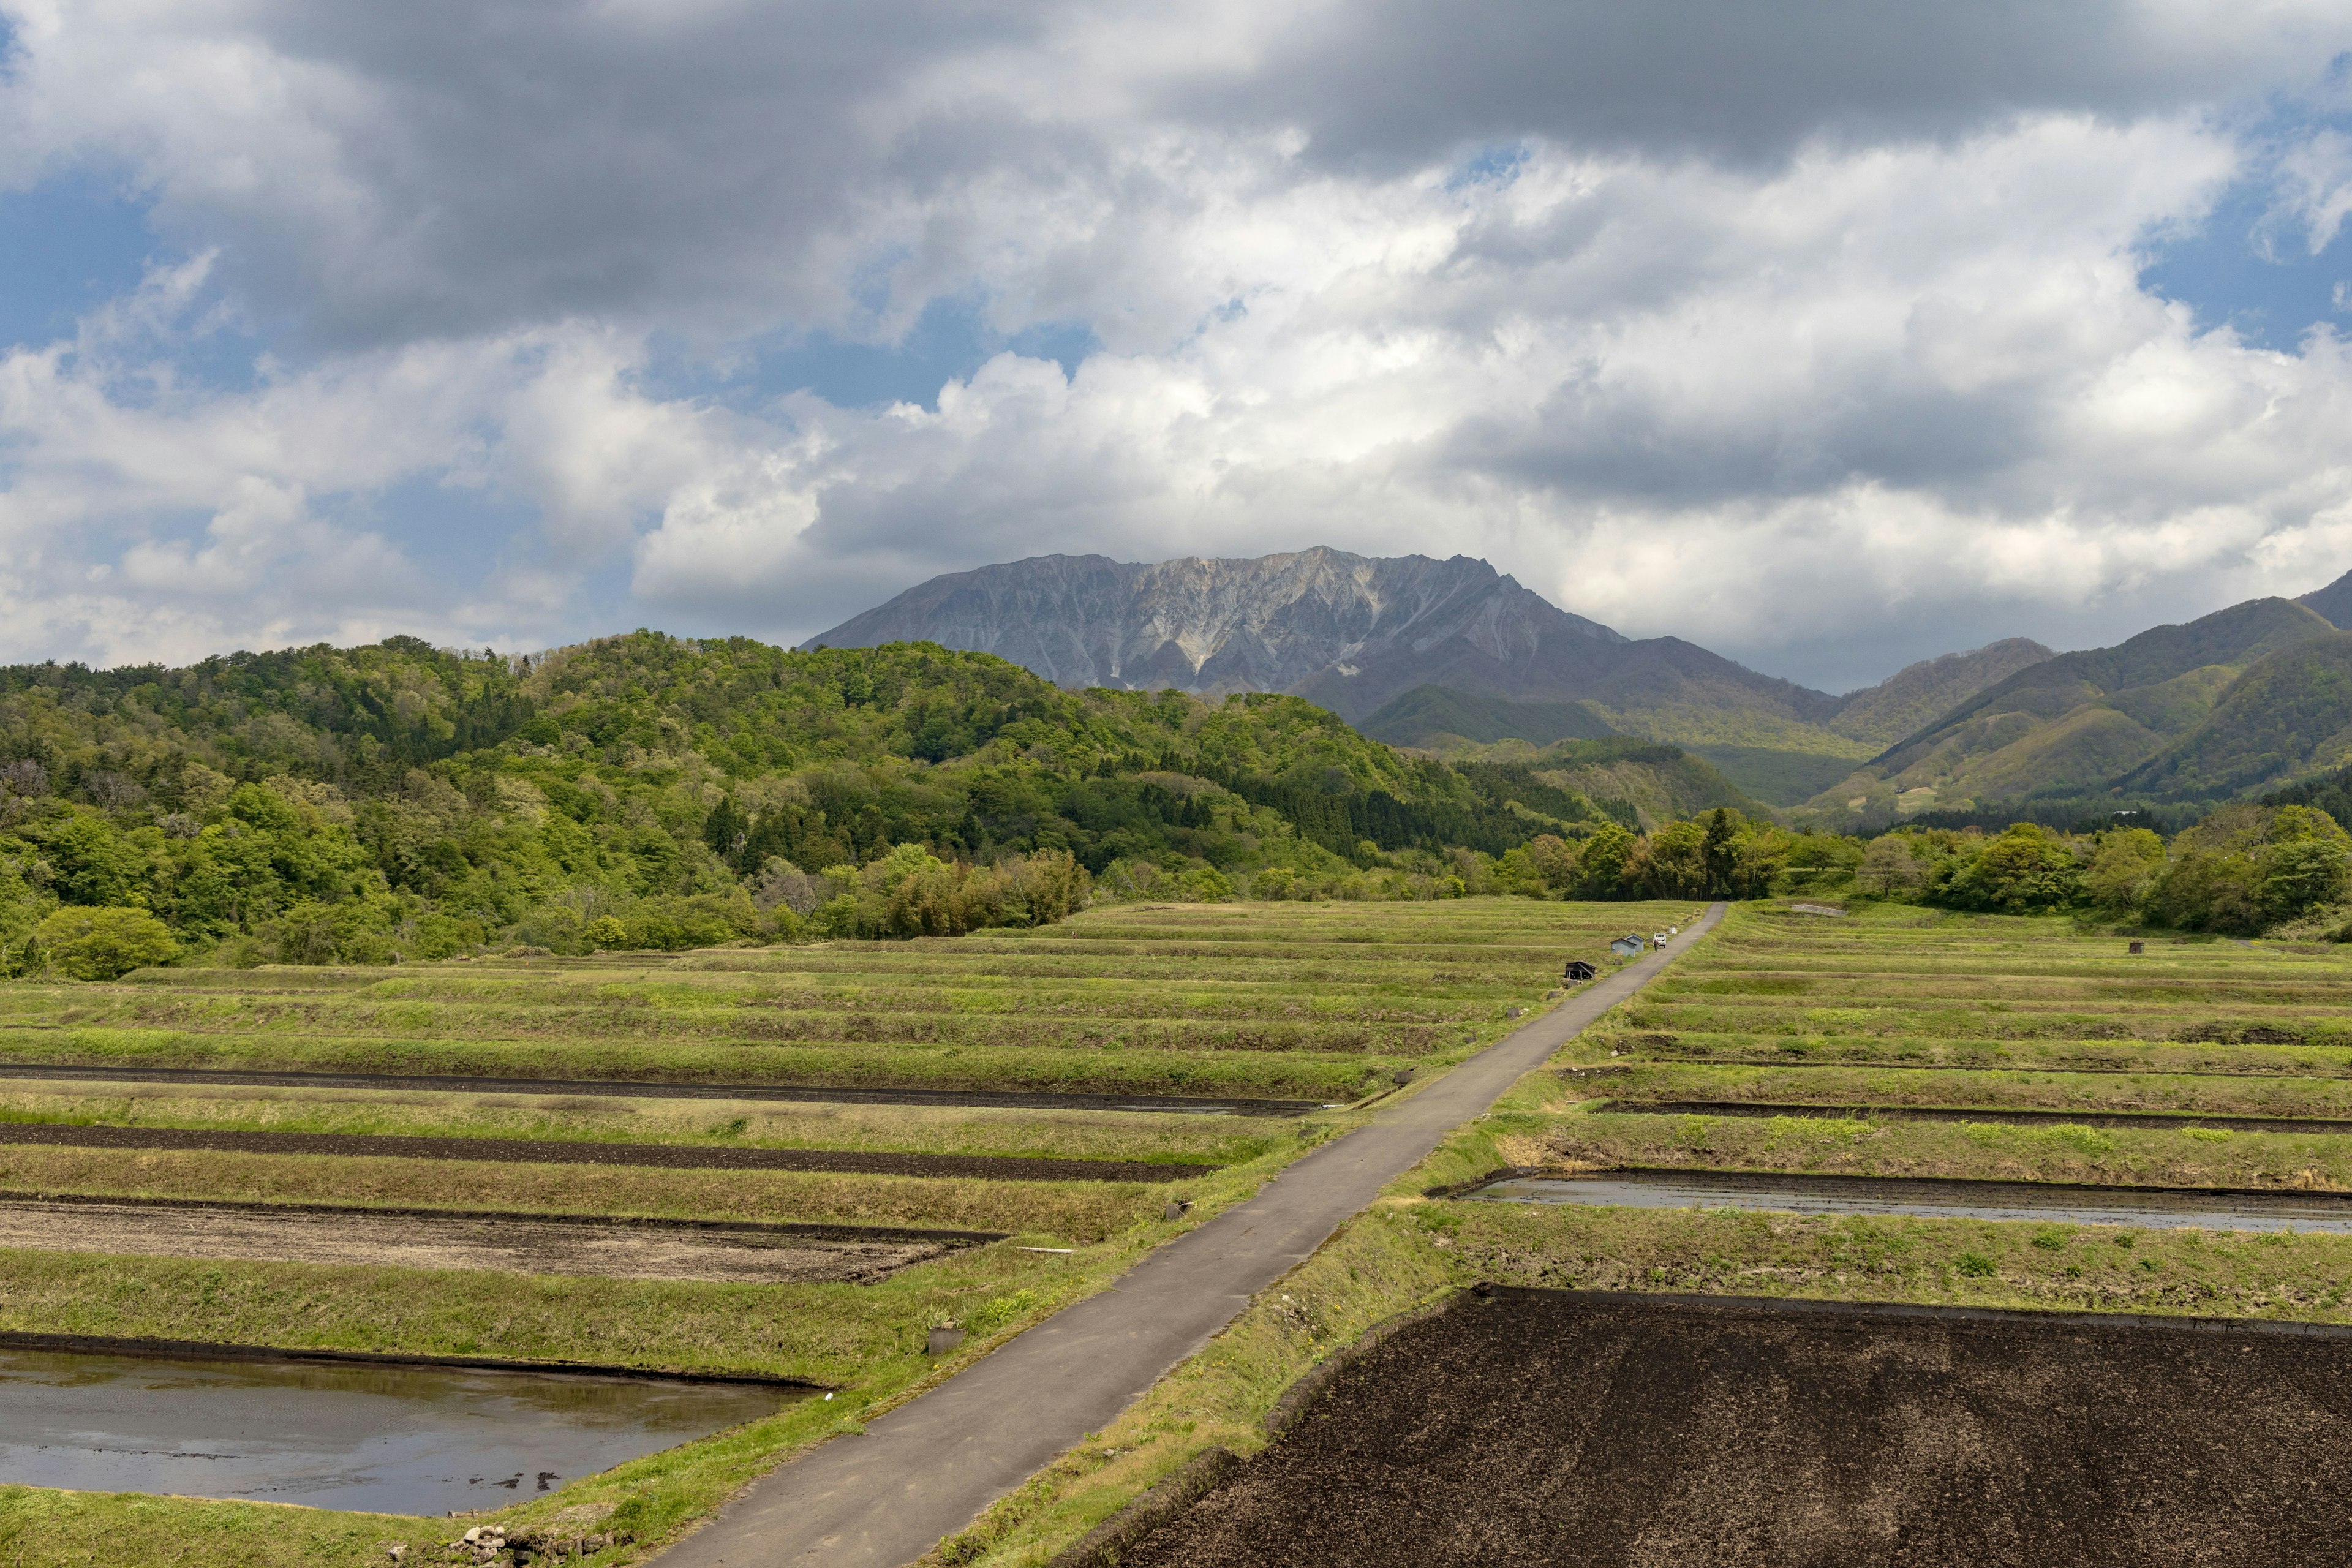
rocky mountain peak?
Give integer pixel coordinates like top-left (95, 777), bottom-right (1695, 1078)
top-left (805, 547), bottom-right (1625, 709)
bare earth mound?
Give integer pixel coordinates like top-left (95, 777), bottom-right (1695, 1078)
top-left (0, 1199), bottom-right (973, 1284)
top-left (1126, 1290), bottom-right (2352, 1568)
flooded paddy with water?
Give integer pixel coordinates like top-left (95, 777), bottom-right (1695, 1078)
top-left (0, 1343), bottom-right (801, 1515)
top-left (1467, 1168), bottom-right (2352, 1233)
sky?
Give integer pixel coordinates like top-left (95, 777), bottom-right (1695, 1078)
top-left (6, 2), bottom-right (2352, 693)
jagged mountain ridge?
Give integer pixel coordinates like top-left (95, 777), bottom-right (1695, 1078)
top-left (812, 548), bottom-right (2352, 812)
top-left (809, 549), bottom-right (1626, 710)
top-left (807, 547), bottom-right (1848, 739)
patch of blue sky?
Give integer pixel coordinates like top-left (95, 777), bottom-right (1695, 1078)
top-left (638, 295), bottom-right (1101, 413)
top-left (2139, 100), bottom-right (2352, 352)
top-left (2140, 183), bottom-right (2352, 350)
top-left (1447, 141), bottom-right (1530, 192)
top-left (0, 172), bottom-right (157, 352)
top-left (0, 170), bottom-right (288, 395)
top-left (561, 552), bottom-right (642, 648)
top-left (360, 473), bottom-right (535, 590)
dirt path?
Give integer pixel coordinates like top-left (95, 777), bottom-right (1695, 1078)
top-left (0, 1123), bottom-right (1212, 1183)
top-left (654, 904), bottom-right (1728, 1568)
top-left (0, 1197), bottom-right (976, 1284)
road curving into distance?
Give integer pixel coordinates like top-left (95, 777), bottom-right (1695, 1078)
top-left (654, 902), bottom-right (1730, 1568)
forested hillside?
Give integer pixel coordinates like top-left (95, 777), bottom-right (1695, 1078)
top-left (1803, 597), bottom-right (2339, 825)
top-left (0, 633), bottom-right (1659, 972)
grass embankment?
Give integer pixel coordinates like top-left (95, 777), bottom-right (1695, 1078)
top-left (912, 901), bottom-right (2352, 1566)
top-left (1586, 906), bottom-right (2352, 1076)
top-left (0, 1086), bottom-right (1276, 1167)
top-left (1525, 901), bottom-right (2352, 1191)
top-left (0, 899), bottom-right (1698, 1567)
top-left (1513, 1110), bottom-right (2352, 1191)
top-left (1580, 1060), bottom-right (2352, 1118)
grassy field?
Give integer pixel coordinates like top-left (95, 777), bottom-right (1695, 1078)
top-left (0, 901), bottom-right (1687, 1102)
top-left (0, 897), bottom-right (1698, 1567)
top-left (911, 900), bottom-right (2352, 1567)
top-left (1527, 902), bottom-right (2352, 1189)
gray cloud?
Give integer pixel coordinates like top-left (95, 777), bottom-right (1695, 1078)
top-left (6, 1), bottom-right (2352, 688)
top-left (17, 0), bottom-right (2343, 355)
top-left (1194, 0), bottom-right (2350, 166)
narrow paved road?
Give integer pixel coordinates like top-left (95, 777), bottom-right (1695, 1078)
top-left (658, 903), bottom-right (1728, 1568)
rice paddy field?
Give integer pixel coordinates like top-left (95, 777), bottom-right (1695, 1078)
top-left (0, 897), bottom-right (1695, 1567)
top-left (923, 900), bottom-right (2352, 1568)
top-left (1542, 901), bottom-right (2352, 1193)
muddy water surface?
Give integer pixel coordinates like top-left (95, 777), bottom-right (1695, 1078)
top-left (0, 1347), bottom-right (799, 1514)
top-left (1469, 1170), bottom-right (2352, 1232)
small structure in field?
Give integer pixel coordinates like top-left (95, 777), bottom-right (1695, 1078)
top-left (1610, 935), bottom-right (1645, 959)
top-left (1564, 959), bottom-right (1598, 982)
top-left (2128, 940), bottom-right (2145, 955)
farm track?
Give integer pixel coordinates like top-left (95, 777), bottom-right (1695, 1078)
top-left (0, 897), bottom-right (1719, 1564)
top-left (651, 905), bottom-right (1728, 1568)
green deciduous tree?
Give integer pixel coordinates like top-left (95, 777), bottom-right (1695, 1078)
top-left (33, 906), bottom-right (178, 979)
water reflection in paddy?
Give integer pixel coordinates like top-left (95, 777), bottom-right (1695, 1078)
top-left (0, 1348), bottom-right (802, 1515)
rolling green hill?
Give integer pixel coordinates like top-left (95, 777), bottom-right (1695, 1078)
top-left (1494, 737), bottom-right (1766, 829)
top-left (1822, 637), bottom-right (2054, 747)
top-left (2122, 631), bottom-right (2352, 799)
top-left (1686, 745), bottom-right (1885, 807)
top-left (1360, 649), bottom-right (2054, 808)
top-left (1813, 597), bottom-right (2336, 815)
top-left (1357, 685), bottom-right (1619, 749)
top-left (0, 633), bottom-right (1679, 966)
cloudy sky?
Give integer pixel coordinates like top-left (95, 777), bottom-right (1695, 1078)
top-left (6, 1), bottom-right (2352, 691)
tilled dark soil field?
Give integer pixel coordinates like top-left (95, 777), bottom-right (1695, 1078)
top-left (1123, 1290), bottom-right (2352, 1568)
top-left (0, 1121), bottom-right (1211, 1182)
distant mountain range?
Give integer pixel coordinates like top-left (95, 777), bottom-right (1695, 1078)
top-left (809, 549), bottom-right (2352, 813)
top-left (807, 548), bottom-right (2049, 803)
top-left (1832, 588), bottom-right (2352, 816)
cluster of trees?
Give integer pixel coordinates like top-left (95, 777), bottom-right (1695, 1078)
top-left (0, 633), bottom-right (1640, 976)
top-left (15, 628), bottom-right (2339, 979)
top-left (1835, 805), bottom-right (2352, 934)
top-left (1164, 796), bottom-right (2352, 940)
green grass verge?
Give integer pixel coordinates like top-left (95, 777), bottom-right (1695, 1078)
top-left (0, 900), bottom-right (1698, 1100)
top-left (0, 1085), bottom-right (1284, 1166)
